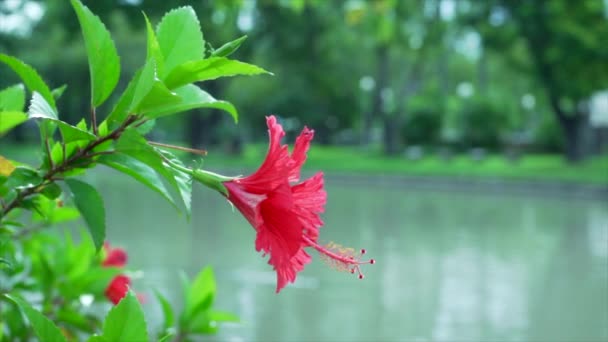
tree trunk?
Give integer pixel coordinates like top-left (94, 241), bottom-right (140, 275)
top-left (383, 117), bottom-right (401, 155)
top-left (362, 44), bottom-right (389, 146)
top-left (557, 113), bottom-right (586, 163)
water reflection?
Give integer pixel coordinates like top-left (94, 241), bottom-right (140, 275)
top-left (100, 177), bottom-right (608, 342)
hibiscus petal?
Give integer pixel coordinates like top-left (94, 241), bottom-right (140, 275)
top-left (257, 183), bottom-right (299, 258)
top-left (275, 249), bottom-right (311, 292)
top-left (241, 116), bottom-right (293, 194)
top-left (292, 172), bottom-right (326, 241)
top-left (288, 126), bottom-right (314, 183)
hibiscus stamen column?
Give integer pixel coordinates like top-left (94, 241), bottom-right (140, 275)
top-left (303, 236), bottom-right (375, 279)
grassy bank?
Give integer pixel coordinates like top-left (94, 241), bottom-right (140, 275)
top-left (2, 143), bottom-right (607, 185)
top-left (202, 144), bottom-right (608, 185)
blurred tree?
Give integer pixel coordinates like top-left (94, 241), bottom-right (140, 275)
top-left (468, 0), bottom-right (608, 162)
top-left (346, 0), bottom-right (450, 155)
top-left (246, 0), bottom-right (361, 144)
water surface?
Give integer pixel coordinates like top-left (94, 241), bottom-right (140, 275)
top-left (100, 176), bottom-right (608, 342)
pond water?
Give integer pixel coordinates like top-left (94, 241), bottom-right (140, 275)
top-left (100, 176), bottom-right (608, 342)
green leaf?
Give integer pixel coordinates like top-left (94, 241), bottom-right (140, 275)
top-left (156, 6), bottom-right (205, 77)
top-left (99, 153), bottom-right (176, 209)
top-left (210, 35), bottom-right (247, 58)
top-left (208, 310), bottom-right (239, 323)
top-left (144, 13), bottom-right (164, 77)
top-left (135, 119), bottom-right (155, 135)
top-left (184, 267), bottom-right (216, 320)
top-left (130, 59), bottom-right (180, 114)
top-left (164, 57), bottom-right (270, 90)
top-left (154, 290), bottom-right (175, 331)
top-left (6, 295), bottom-right (67, 342)
top-left (29, 92), bottom-right (96, 143)
top-left (70, 0), bottom-right (120, 107)
top-left (0, 84), bottom-right (25, 111)
top-left (106, 69), bottom-right (142, 126)
top-left (146, 84), bottom-right (238, 122)
top-left (40, 182), bottom-right (62, 200)
top-left (115, 130), bottom-right (191, 213)
top-left (28, 91), bottom-right (57, 119)
top-left (4, 166), bottom-right (41, 190)
top-left (51, 84), bottom-right (67, 100)
top-left (158, 333), bottom-right (175, 342)
top-left (102, 291), bottom-right (149, 342)
top-left (0, 111), bottom-right (28, 136)
top-left (156, 150), bottom-right (192, 215)
top-left (66, 179), bottom-right (105, 251)
top-left (0, 53), bottom-right (56, 110)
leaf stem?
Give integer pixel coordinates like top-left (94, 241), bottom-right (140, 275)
top-left (45, 138), bottom-right (54, 169)
top-left (148, 141), bottom-right (207, 156)
top-left (91, 107), bottom-right (98, 135)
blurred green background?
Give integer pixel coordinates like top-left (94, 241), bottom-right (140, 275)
top-left (1, 0), bottom-right (607, 341)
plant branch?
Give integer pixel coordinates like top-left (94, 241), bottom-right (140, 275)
top-left (0, 115), bottom-right (140, 219)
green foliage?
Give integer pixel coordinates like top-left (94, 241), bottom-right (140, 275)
top-left (164, 58), bottom-right (271, 90)
top-left (70, 0), bottom-right (121, 107)
top-left (0, 54), bottom-right (57, 111)
top-left (403, 108), bottom-right (442, 146)
top-left (65, 179), bottom-right (106, 251)
top-left (460, 98), bottom-right (506, 149)
top-left (6, 295), bottom-right (68, 342)
top-left (147, 84), bottom-right (238, 122)
top-left (0, 3), bottom-right (259, 340)
top-left (94, 291), bottom-right (149, 342)
top-left (172, 267), bottom-right (238, 338)
top-left (0, 84), bottom-right (28, 135)
top-left (156, 6), bottom-right (205, 77)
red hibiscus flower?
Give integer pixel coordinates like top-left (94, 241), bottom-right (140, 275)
top-left (102, 242), bottom-right (128, 267)
top-left (222, 116), bottom-right (374, 293)
top-left (104, 274), bottom-right (130, 305)
top-left (101, 242), bottom-right (143, 304)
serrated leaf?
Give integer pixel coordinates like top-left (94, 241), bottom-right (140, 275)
top-left (71, 0), bottom-right (120, 107)
top-left (146, 84), bottom-right (238, 122)
top-left (184, 267), bottom-right (216, 320)
top-left (0, 156), bottom-right (15, 177)
top-left (144, 13), bottom-right (164, 77)
top-left (98, 153), bottom-right (176, 208)
top-left (154, 290), bottom-right (175, 331)
top-left (210, 35), bottom-right (247, 58)
top-left (6, 295), bottom-right (67, 342)
top-left (164, 57), bottom-right (270, 90)
top-left (66, 179), bottom-right (105, 251)
top-left (0, 111), bottom-right (28, 135)
top-left (0, 54), bottom-right (56, 110)
top-left (102, 291), bottom-right (148, 342)
top-left (0, 84), bottom-right (25, 111)
top-left (29, 92), bottom-right (96, 143)
top-left (156, 6), bottom-right (204, 77)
